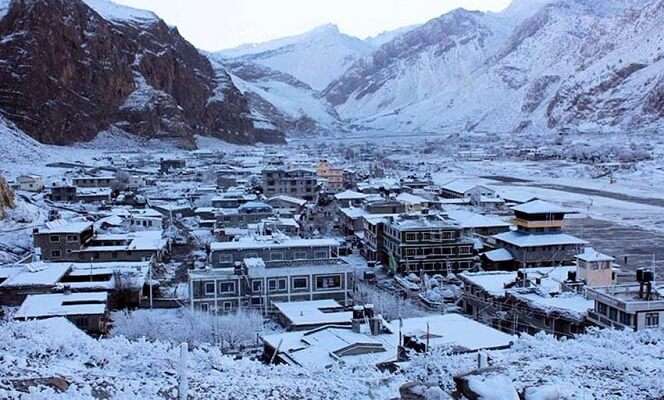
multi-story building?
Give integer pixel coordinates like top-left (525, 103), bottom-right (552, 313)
top-left (316, 160), bottom-right (345, 193)
top-left (72, 176), bottom-right (114, 188)
top-left (215, 201), bottom-right (275, 228)
top-left (33, 221), bottom-right (95, 261)
top-left (209, 238), bottom-right (339, 268)
top-left (262, 167), bottom-right (318, 201)
top-left (486, 200), bottom-right (587, 269)
top-left (381, 214), bottom-right (475, 275)
top-left (586, 269), bottom-right (663, 331)
top-left (189, 257), bottom-right (356, 313)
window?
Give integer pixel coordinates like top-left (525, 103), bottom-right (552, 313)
top-left (295, 251), bottom-right (307, 260)
top-left (223, 302), bottom-right (233, 311)
top-left (316, 275), bottom-right (341, 290)
top-left (200, 303), bottom-right (209, 312)
top-left (406, 248), bottom-right (417, 256)
top-left (66, 235), bottom-right (78, 242)
top-left (422, 233), bottom-right (431, 241)
top-left (442, 247), bottom-right (452, 255)
top-left (314, 251), bottom-right (328, 259)
top-left (619, 311), bottom-right (632, 326)
top-left (50, 235), bottom-right (60, 243)
top-left (219, 254), bottom-right (233, 264)
top-left (268, 278), bottom-right (287, 292)
top-left (405, 233), bottom-right (417, 242)
top-left (645, 312), bottom-right (660, 328)
top-left (111, 252), bottom-right (118, 259)
top-left (252, 280), bottom-right (262, 292)
top-left (442, 231), bottom-right (453, 239)
top-left (609, 307), bottom-right (618, 321)
top-left (51, 250), bottom-right (61, 257)
top-left (204, 282), bottom-right (215, 295)
top-left (459, 246), bottom-right (472, 255)
top-left (270, 252), bottom-right (284, 261)
top-left (219, 282), bottom-right (235, 294)
top-left (292, 277), bottom-right (308, 290)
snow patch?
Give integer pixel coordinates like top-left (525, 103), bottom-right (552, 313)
top-left (83, 0), bottom-right (157, 24)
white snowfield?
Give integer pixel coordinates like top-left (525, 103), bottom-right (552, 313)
top-left (83, 0), bottom-right (157, 24)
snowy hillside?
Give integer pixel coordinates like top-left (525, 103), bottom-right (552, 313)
top-left (217, 24), bottom-right (374, 91)
top-left (1, 317), bottom-right (663, 399)
top-left (322, 0), bottom-right (664, 135)
top-left (82, 0), bottom-right (158, 24)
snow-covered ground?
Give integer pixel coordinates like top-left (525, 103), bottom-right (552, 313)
top-left (1, 317), bottom-right (662, 399)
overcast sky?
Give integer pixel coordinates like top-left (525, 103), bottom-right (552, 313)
top-left (114, 0), bottom-right (512, 51)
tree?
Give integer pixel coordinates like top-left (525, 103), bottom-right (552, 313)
top-left (111, 171), bottom-right (131, 193)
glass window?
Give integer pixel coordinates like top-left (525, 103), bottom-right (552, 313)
top-left (50, 235), bottom-right (60, 243)
top-left (645, 312), bottom-right (660, 328)
top-left (219, 282), bottom-right (235, 294)
top-left (292, 277), bottom-right (308, 289)
top-left (51, 250), bottom-right (61, 257)
top-left (204, 282), bottom-right (215, 295)
top-left (316, 275), bottom-right (341, 290)
top-left (406, 233), bottom-right (417, 242)
top-left (252, 280), bottom-right (262, 292)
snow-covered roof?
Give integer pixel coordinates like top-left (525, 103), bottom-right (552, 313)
top-left (1, 263), bottom-right (71, 288)
top-left (210, 238), bottom-right (339, 251)
top-left (15, 292), bottom-right (108, 320)
top-left (37, 220), bottom-right (92, 234)
top-left (511, 200), bottom-right (576, 215)
top-left (441, 179), bottom-right (492, 194)
top-left (273, 299), bottom-right (351, 327)
top-left (510, 291), bottom-right (593, 320)
top-left (396, 192), bottom-right (428, 205)
top-left (334, 190), bottom-right (368, 200)
top-left (493, 231), bottom-right (587, 248)
top-left (483, 248), bottom-right (514, 262)
top-left (460, 271), bottom-right (517, 297)
top-left (576, 247), bottom-right (614, 262)
top-left (446, 210), bottom-right (511, 229)
top-left (268, 195), bottom-right (307, 206)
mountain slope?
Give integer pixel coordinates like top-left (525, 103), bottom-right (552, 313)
top-left (217, 24), bottom-right (374, 91)
top-left (0, 0), bottom-right (283, 146)
top-left (219, 58), bottom-right (343, 136)
top-left (323, 0), bottom-right (664, 134)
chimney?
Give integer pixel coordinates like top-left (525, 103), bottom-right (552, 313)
top-left (352, 305), bottom-right (364, 333)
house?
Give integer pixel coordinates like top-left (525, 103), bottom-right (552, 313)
top-left (395, 192), bottom-right (429, 213)
top-left (262, 167), bottom-right (318, 201)
top-left (72, 176), bottom-right (114, 188)
top-left (49, 183), bottom-right (77, 202)
top-left (381, 214), bottom-right (475, 275)
top-left (189, 257), bottom-right (356, 313)
top-left (334, 190), bottom-right (368, 208)
top-left (267, 195), bottom-right (307, 213)
top-left (575, 247), bottom-right (616, 287)
top-left (261, 311), bottom-right (513, 369)
top-left (16, 175), bottom-right (44, 192)
top-left (485, 200), bottom-right (587, 269)
top-left (440, 180), bottom-right (498, 201)
top-left (14, 291), bottom-right (110, 334)
top-left (316, 160), bottom-right (345, 193)
top-left (215, 201), bottom-right (275, 228)
top-left (72, 231), bottom-right (170, 263)
top-left (460, 267), bottom-right (593, 338)
top-left (273, 299), bottom-right (352, 331)
top-left (0, 263), bottom-right (71, 305)
top-left (211, 192), bottom-right (257, 209)
top-left (75, 188), bottom-right (112, 203)
top-left (586, 269), bottom-right (663, 331)
top-left (160, 158), bottom-right (186, 174)
top-left (33, 220), bottom-right (95, 261)
top-left (209, 238), bottom-right (339, 268)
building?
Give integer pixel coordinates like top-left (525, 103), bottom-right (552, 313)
top-left (33, 220), bottom-right (95, 261)
top-left (262, 167), bottom-right (318, 201)
top-left (72, 176), bottom-right (114, 188)
top-left (160, 158), bottom-right (186, 174)
top-left (586, 269), bottom-right (663, 331)
top-left (272, 299), bottom-right (351, 331)
top-left (209, 238), bottom-right (339, 268)
top-left (189, 257), bottom-right (356, 313)
top-left (214, 201), bottom-right (275, 228)
top-left (485, 200), bottom-right (587, 269)
top-left (440, 180), bottom-right (499, 201)
top-left (382, 214), bottom-right (475, 275)
top-left (575, 247), bottom-right (616, 287)
top-left (14, 291), bottom-right (110, 334)
top-left (16, 175), bottom-right (44, 192)
top-left (316, 160), bottom-right (345, 193)
top-left (334, 190), bottom-right (369, 208)
top-left (460, 267), bottom-right (593, 338)
top-left (261, 312), bottom-right (513, 369)
top-left (49, 183), bottom-right (77, 202)
top-left (266, 195), bottom-right (307, 214)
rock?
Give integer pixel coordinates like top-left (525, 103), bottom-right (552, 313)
top-left (0, 175), bottom-right (15, 219)
top-left (0, 0), bottom-right (284, 146)
top-left (523, 385), bottom-right (561, 400)
top-left (399, 382), bottom-right (452, 400)
top-left (453, 367), bottom-right (519, 400)
top-left (9, 376), bottom-right (70, 393)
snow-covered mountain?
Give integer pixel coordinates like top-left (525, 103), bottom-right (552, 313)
top-left (322, 0), bottom-right (664, 134)
top-left (216, 24), bottom-right (374, 91)
top-left (209, 56), bottom-right (343, 136)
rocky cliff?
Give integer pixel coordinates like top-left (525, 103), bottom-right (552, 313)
top-left (0, 0), bottom-right (284, 147)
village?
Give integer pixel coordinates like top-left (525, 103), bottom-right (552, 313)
top-left (1, 137), bottom-right (663, 399)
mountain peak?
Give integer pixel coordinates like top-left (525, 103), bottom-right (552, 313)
top-left (308, 23), bottom-right (341, 35)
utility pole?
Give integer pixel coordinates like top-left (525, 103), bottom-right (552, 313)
top-left (178, 342), bottom-right (188, 400)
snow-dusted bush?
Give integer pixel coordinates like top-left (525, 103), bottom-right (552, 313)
top-left (354, 283), bottom-right (426, 320)
top-left (111, 308), bottom-right (265, 349)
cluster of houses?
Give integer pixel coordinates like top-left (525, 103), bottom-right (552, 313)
top-left (1, 146), bottom-right (662, 372)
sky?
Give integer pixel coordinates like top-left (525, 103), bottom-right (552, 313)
top-left (114, 0), bottom-right (513, 51)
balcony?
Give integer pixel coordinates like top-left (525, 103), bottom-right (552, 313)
top-left (513, 218), bottom-right (564, 229)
